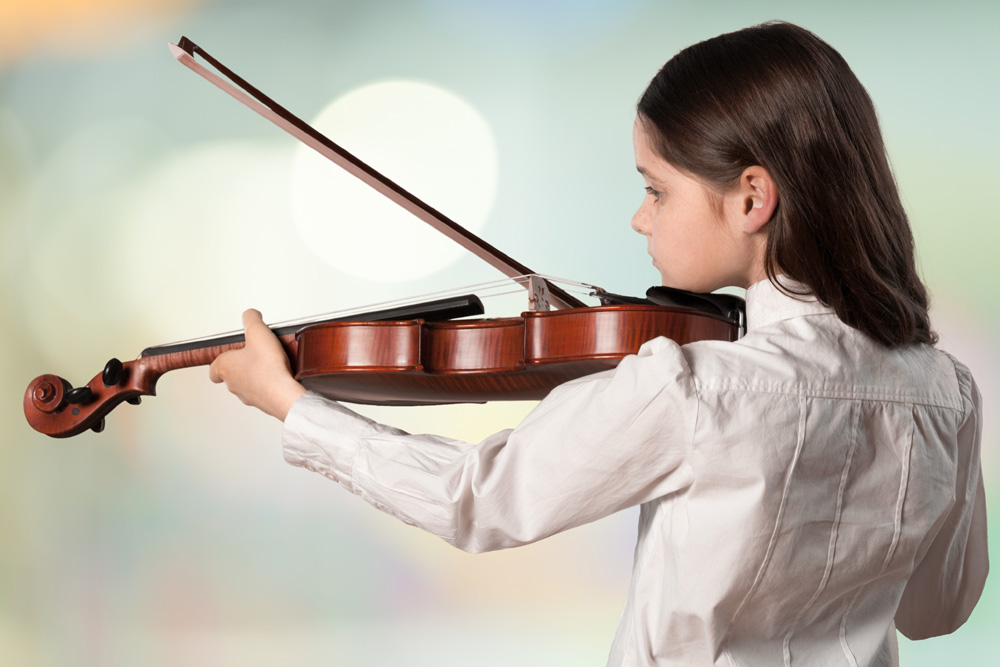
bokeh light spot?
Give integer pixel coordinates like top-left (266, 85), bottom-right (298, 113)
top-left (289, 80), bottom-right (498, 283)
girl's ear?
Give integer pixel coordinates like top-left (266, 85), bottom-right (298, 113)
top-left (732, 166), bottom-right (778, 234)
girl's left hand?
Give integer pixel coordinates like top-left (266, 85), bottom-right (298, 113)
top-left (208, 309), bottom-right (307, 421)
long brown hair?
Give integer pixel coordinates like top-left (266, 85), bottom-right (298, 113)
top-left (637, 22), bottom-right (936, 347)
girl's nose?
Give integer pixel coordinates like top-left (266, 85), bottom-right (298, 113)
top-left (631, 205), bottom-right (650, 235)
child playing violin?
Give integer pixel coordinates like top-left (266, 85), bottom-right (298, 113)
top-left (209, 21), bottom-right (987, 667)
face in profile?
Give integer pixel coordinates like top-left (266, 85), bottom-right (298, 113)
top-left (630, 120), bottom-right (759, 293)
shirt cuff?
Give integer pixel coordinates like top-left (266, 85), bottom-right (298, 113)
top-left (281, 390), bottom-right (377, 490)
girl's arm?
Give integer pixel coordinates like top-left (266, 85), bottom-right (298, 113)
top-left (210, 308), bottom-right (700, 552)
top-left (894, 362), bottom-right (989, 638)
top-left (280, 340), bottom-right (701, 553)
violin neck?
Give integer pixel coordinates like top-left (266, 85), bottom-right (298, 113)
top-left (139, 294), bottom-right (486, 360)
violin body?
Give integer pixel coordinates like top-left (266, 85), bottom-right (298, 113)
top-left (296, 304), bottom-right (737, 405)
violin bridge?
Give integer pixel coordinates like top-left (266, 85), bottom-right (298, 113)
top-left (527, 274), bottom-right (552, 312)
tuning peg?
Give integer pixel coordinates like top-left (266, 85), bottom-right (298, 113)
top-left (102, 358), bottom-right (124, 387)
top-left (126, 396), bottom-right (142, 405)
top-left (91, 418), bottom-right (106, 433)
top-left (65, 386), bottom-right (93, 404)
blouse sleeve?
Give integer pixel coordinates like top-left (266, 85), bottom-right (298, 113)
top-left (281, 336), bottom-right (700, 553)
top-left (894, 358), bottom-right (989, 639)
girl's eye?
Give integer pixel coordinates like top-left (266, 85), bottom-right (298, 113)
top-left (645, 186), bottom-right (662, 201)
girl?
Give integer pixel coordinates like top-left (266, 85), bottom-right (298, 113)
top-left (209, 22), bottom-right (987, 667)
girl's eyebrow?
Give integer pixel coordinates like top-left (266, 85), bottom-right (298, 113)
top-left (636, 165), bottom-right (665, 184)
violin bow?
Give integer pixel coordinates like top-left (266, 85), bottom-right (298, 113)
top-left (169, 37), bottom-right (586, 311)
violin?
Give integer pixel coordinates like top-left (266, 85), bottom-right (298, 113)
top-left (23, 39), bottom-right (745, 439)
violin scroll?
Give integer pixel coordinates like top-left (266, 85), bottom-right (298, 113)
top-left (26, 374), bottom-right (71, 414)
top-left (24, 358), bottom-right (157, 438)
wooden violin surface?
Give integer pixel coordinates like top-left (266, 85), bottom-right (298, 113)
top-left (294, 304), bottom-right (737, 405)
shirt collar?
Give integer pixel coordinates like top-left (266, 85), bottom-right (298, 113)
top-left (744, 276), bottom-right (834, 332)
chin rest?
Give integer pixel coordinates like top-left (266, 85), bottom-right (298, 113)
top-left (594, 285), bottom-right (746, 338)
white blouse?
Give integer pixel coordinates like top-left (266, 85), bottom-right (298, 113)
top-left (281, 278), bottom-right (988, 667)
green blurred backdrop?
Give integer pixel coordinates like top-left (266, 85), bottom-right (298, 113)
top-left (2, 0), bottom-right (996, 664)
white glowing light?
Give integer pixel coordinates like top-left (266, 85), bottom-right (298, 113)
top-left (288, 80), bottom-right (498, 282)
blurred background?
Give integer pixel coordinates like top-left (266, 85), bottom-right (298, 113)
top-left (2, 0), bottom-right (997, 664)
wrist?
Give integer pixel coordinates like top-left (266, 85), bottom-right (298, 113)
top-left (271, 379), bottom-right (308, 421)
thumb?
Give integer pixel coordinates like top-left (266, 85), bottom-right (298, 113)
top-left (241, 308), bottom-right (267, 340)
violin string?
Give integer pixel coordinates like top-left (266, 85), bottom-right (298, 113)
top-left (156, 275), bottom-right (604, 348)
top-left (531, 274), bottom-right (603, 293)
top-left (271, 274), bottom-right (603, 324)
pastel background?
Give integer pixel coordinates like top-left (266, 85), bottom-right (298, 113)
top-left (2, 0), bottom-right (996, 665)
